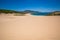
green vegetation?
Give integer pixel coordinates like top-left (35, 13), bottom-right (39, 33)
top-left (0, 9), bottom-right (26, 16)
top-left (0, 9), bottom-right (16, 13)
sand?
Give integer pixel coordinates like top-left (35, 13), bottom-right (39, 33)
top-left (0, 14), bottom-right (60, 40)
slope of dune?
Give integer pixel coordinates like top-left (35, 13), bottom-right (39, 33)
top-left (0, 14), bottom-right (60, 40)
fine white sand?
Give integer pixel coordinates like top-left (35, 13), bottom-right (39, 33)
top-left (0, 14), bottom-right (60, 40)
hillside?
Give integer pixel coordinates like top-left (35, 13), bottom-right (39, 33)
top-left (47, 11), bottom-right (60, 16)
top-left (0, 9), bottom-right (21, 13)
top-left (0, 9), bottom-right (26, 16)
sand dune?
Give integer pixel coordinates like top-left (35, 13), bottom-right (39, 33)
top-left (0, 14), bottom-right (60, 40)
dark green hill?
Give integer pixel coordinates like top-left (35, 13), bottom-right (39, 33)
top-left (0, 9), bottom-right (21, 13)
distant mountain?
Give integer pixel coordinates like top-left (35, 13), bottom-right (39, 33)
top-left (23, 10), bottom-right (34, 13)
top-left (23, 10), bottom-right (50, 16)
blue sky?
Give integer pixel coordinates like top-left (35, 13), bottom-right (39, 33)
top-left (0, 0), bottom-right (60, 12)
